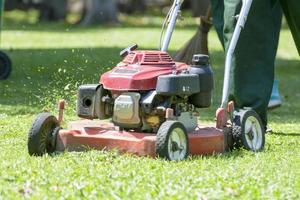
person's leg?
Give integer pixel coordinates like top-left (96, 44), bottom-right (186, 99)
top-left (269, 1), bottom-right (283, 110)
top-left (211, 1), bottom-right (282, 112)
top-left (270, 0), bottom-right (300, 112)
top-left (210, 0), bottom-right (224, 47)
top-left (280, 0), bottom-right (300, 55)
top-left (211, 0), bottom-right (282, 128)
top-left (269, 0), bottom-right (300, 110)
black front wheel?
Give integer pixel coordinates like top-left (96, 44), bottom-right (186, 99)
top-left (156, 121), bottom-right (189, 161)
top-left (28, 113), bottom-right (60, 156)
top-left (232, 109), bottom-right (265, 151)
top-left (0, 51), bottom-right (12, 80)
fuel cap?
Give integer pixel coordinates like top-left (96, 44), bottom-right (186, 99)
top-left (192, 54), bottom-right (209, 66)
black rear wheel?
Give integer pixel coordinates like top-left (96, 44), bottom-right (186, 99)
top-left (0, 51), bottom-right (12, 80)
top-left (28, 113), bottom-right (60, 156)
top-left (232, 109), bottom-right (265, 151)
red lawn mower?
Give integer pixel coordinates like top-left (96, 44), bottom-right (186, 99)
top-left (28, 0), bottom-right (264, 161)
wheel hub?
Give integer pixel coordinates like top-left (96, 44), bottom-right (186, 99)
top-left (247, 129), bottom-right (254, 140)
top-left (171, 141), bottom-right (184, 152)
top-left (168, 127), bottom-right (187, 160)
top-left (244, 116), bottom-right (263, 151)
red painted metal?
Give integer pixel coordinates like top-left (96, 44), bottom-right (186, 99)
top-left (216, 101), bottom-right (235, 129)
top-left (165, 108), bottom-right (174, 119)
top-left (56, 120), bottom-right (225, 157)
top-left (58, 99), bottom-right (65, 125)
top-left (216, 107), bottom-right (227, 129)
top-left (100, 51), bottom-right (189, 91)
top-left (227, 101), bottom-right (235, 113)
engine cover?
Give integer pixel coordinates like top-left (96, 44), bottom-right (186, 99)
top-left (100, 51), bottom-right (189, 91)
top-left (113, 93), bottom-right (141, 128)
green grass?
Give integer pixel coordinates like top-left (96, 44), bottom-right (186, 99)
top-left (0, 11), bottom-right (299, 199)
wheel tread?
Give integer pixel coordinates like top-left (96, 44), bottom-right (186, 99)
top-left (232, 109), bottom-right (265, 151)
top-left (28, 113), bottom-right (59, 156)
top-left (0, 51), bottom-right (12, 80)
top-left (156, 121), bottom-right (188, 160)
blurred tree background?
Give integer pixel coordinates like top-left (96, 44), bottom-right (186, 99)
top-left (4, 0), bottom-right (210, 25)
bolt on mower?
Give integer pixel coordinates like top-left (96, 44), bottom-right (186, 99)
top-left (28, 0), bottom-right (265, 161)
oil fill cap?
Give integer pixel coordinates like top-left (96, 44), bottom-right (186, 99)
top-left (120, 44), bottom-right (138, 57)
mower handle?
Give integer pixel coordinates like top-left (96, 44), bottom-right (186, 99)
top-left (160, 0), bottom-right (184, 52)
top-left (220, 0), bottom-right (253, 108)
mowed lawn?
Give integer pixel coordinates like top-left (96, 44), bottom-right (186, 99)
top-left (0, 12), bottom-right (299, 199)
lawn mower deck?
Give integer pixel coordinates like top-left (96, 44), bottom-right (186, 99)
top-left (56, 120), bottom-right (225, 157)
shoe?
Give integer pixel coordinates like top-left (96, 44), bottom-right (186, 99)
top-left (268, 80), bottom-right (282, 109)
top-left (265, 127), bottom-right (273, 133)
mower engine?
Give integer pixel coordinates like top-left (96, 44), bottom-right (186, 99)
top-left (77, 46), bottom-right (214, 133)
